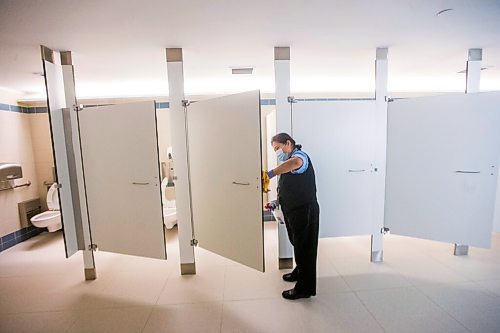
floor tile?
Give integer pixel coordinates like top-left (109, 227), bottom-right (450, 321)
top-left (357, 286), bottom-right (469, 333)
top-left (143, 302), bottom-right (223, 333)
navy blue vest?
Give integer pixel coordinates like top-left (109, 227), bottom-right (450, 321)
top-left (278, 152), bottom-right (317, 211)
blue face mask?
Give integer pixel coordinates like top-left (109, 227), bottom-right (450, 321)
top-left (276, 148), bottom-right (288, 162)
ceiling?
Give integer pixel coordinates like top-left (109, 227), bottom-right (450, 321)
top-left (0, 0), bottom-right (499, 101)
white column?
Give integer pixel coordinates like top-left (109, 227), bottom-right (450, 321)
top-left (274, 47), bottom-right (293, 269)
top-left (166, 48), bottom-right (196, 274)
top-left (466, 48), bottom-right (482, 93)
top-left (371, 47), bottom-right (389, 262)
top-left (60, 51), bottom-right (96, 280)
top-left (454, 48), bottom-right (483, 255)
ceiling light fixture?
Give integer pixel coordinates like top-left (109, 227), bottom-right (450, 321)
top-left (231, 67), bottom-right (254, 75)
top-left (436, 8), bottom-right (453, 16)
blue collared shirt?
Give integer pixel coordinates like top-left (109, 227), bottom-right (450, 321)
top-left (289, 148), bottom-right (309, 174)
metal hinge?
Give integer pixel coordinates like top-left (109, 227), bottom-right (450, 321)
top-left (182, 100), bottom-right (191, 107)
top-left (88, 243), bottom-right (98, 251)
top-left (54, 183), bottom-right (62, 189)
top-left (385, 96), bottom-right (394, 102)
top-left (381, 227), bottom-right (390, 235)
top-left (190, 239), bottom-right (198, 246)
top-left (287, 96), bottom-right (297, 103)
top-left (73, 104), bottom-right (84, 112)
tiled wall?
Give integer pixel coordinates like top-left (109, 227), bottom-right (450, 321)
top-left (0, 103), bottom-right (47, 113)
top-left (0, 226), bottom-right (45, 252)
top-left (0, 103), bottom-right (43, 251)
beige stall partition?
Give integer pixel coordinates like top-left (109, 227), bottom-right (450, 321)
top-left (42, 59), bottom-right (80, 257)
top-left (385, 92), bottom-right (500, 248)
top-left (187, 90), bottom-right (265, 272)
top-left (78, 101), bottom-right (166, 259)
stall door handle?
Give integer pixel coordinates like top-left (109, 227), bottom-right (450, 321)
top-left (132, 182), bottom-right (150, 185)
top-left (454, 171), bottom-right (480, 174)
top-left (348, 169), bottom-right (366, 173)
top-left (232, 181), bottom-right (250, 186)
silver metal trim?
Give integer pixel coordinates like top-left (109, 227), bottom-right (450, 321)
top-left (274, 47), bottom-right (290, 61)
top-left (376, 47), bottom-right (388, 60)
top-left (84, 268), bottom-right (97, 280)
top-left (371, 250), bottom-right (384, 262)
top-left (454, 244), bottom-right (469, 256)
top-left (468, 48), bottom-right (483, 61)
top-left (180, 263), bottom-right (196, 275)
top-left (279, 258), bottom-right (293, 269)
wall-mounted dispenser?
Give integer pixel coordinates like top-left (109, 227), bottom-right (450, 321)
top-left (0, 163), bottom-right (31, 191)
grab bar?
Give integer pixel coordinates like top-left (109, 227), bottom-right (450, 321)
top-left (0, 181), bottom-right (31, 192)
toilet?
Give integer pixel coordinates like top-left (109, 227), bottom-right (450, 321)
top-left (30, 183), bottom-right (62, 232)
top-left (161, 178), bottom-right (177, 229)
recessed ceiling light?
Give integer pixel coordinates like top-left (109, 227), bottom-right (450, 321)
top-left (436, 8), bottom-right (453, 16)
top-left (231, 67), bottom-right (253, 75)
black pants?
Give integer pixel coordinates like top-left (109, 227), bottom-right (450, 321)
top-left (282, 201), bottom-right (320, 295)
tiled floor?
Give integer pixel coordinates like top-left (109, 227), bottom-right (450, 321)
top-left (1, 223), bottom-right (500, 333)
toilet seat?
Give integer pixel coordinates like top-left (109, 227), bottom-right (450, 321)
top-left (46, 183), bottom-right (60, 211)
top-left (31, 210), bottom-right (60, 222)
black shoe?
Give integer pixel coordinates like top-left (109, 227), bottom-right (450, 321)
top-left (282, 273), bottom-right (298, 282)
top-left (282, 288), bottom-right (311, 300)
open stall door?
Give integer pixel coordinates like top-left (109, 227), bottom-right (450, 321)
top-left (187, 90), bottom-right (265, 272)
top-left (78, 101), bottom-right (166, 259)
top-left (42, 59), bottom-right (80, 258)
top-left (292, 100), bottom-right (376, 238)
top-left (385, 92), bottom-right (500, 248)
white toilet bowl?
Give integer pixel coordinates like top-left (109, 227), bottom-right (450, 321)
top-left (161, 178), bottom-right (177, 229)
top-left (30, 183), bottom-right (62, 232)
top-left (163, 206), bottom-right (177, 229)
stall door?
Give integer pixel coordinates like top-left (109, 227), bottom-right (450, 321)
top-left (187, 90), bottom-right (264, 272)
top-left (292, 100), bottom-right (377, 237)
top-left (78, 101), bottom-right (166, 259)
top-left (385, 92), bottom-right (500, 248)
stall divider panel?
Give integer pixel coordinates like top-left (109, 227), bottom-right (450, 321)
top-left (187, 90), bottom-right (265, 272)
top-left (78, 101), bottom-right (166, 259)
top-left (385, 92), bottom-right (500, 248)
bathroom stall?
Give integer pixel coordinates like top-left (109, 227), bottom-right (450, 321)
top-left (75, 90), bottom-right (265, 269)
top-left (288, 93), bottom-right (500, 251)
top-left (43, 49), bottom-right (266, 276)
top-left (291, 99), bottom-right (377, 238)
top-left (384, 92), bottom-right (500, 248)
